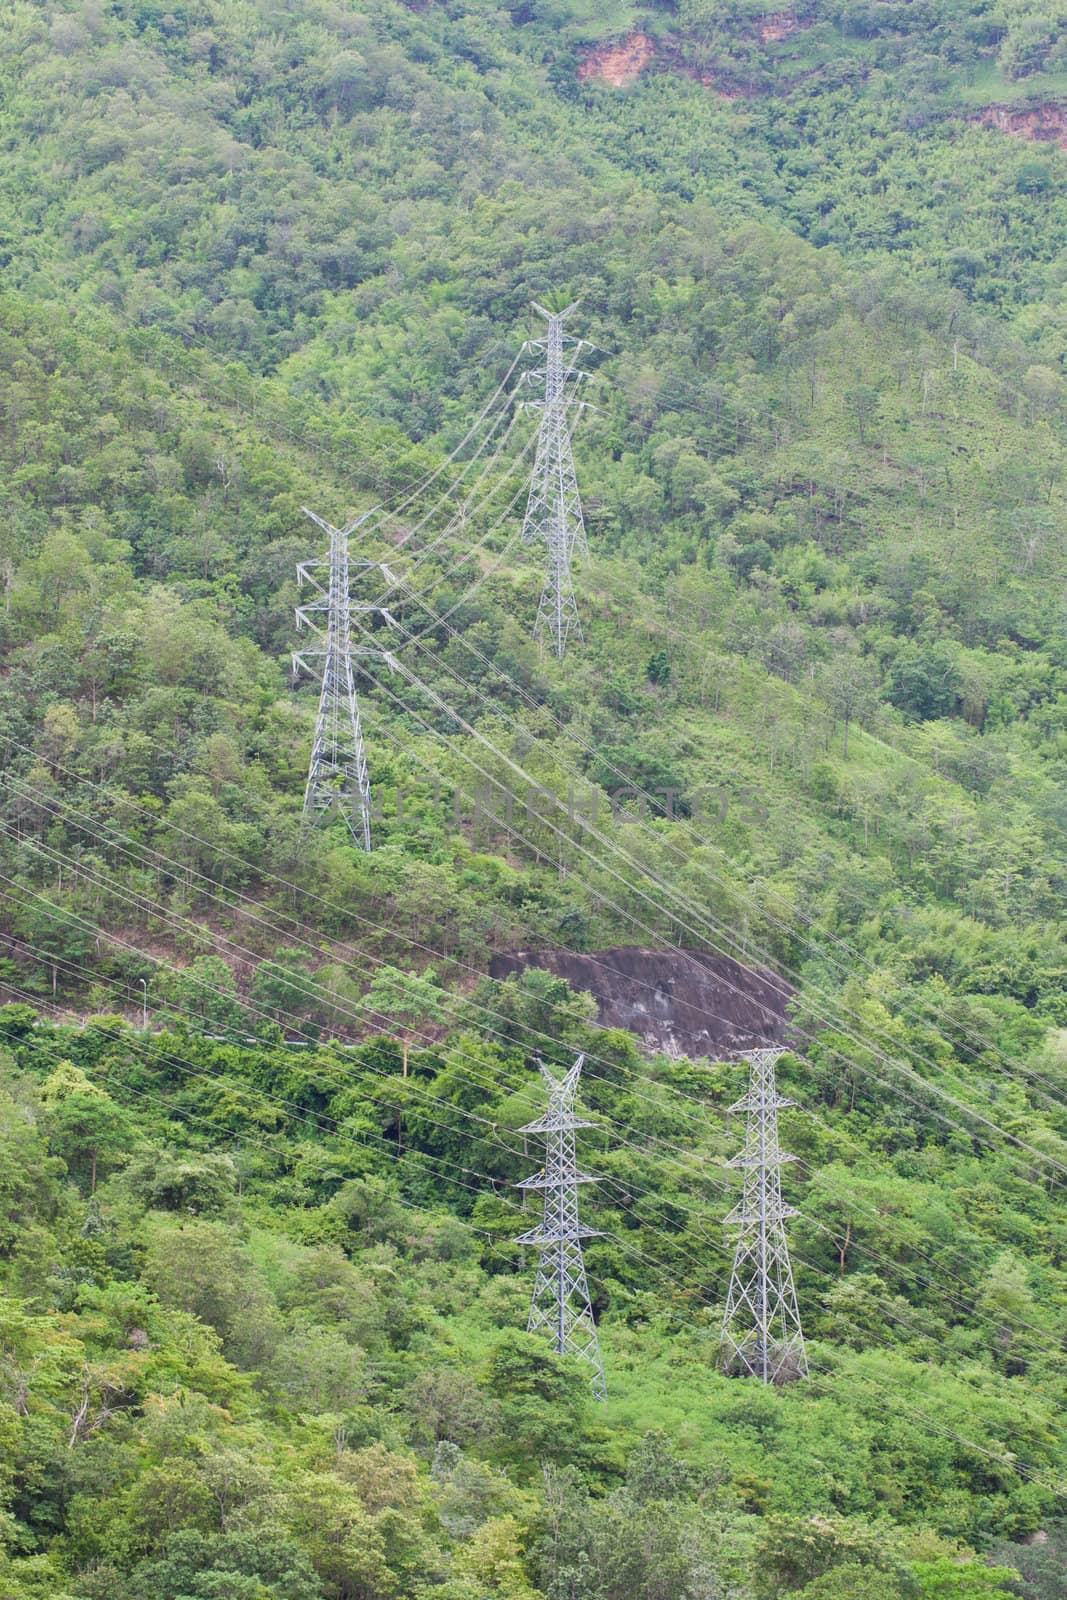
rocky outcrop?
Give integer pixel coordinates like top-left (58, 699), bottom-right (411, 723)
top-left (489, 946), bottom-right (793, 1060)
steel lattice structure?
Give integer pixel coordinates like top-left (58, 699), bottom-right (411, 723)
top-left (292, 506), bottom-right (399, 851)
top-left (521, 302), bottom-right (590, 658)
top-left (516, 1053), bottom-right (606, 1399)
top-left (721, 1047), bottom-right (809, 1384)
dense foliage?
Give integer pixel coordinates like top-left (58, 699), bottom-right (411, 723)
top-left (0, 1000), bottom-right (1062, 1598)
top-left (0, 0), bottom-right (1065, 1596)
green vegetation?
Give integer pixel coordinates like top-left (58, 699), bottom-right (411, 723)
top-left (0, 0), bottom-right (1065, 1596)
top-left (0, 1004), bottom-right (1062, 1597)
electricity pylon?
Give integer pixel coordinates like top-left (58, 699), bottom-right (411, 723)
top-left (521, 302), bottom-right (590, 658)
top-left (292, 506), bottom-right (397, 851)
top-left (721, 1047), bottom-right (809, 1384)
top-left (517, 1052), bottom-right (606, 1399)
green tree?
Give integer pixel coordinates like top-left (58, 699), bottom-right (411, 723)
top-left (796, 1565), bottom-right (911, 1599)
top-left (820, 654), bottom-right (880, 758)
top-left (158, 956), bottom-right (249, 1035)
top-left (249, 952), bottom-right (315, 1028)
top-left (0, 1083), bottom-right (65, 1248)
top-left (362, 966), bottom-right (446, 1079)
top-left (140, 1217), bottom-right (280, 1368)
top-left (910, 1558), bottom-right (1022, 1598)
top-left (646, 650), bottom-right (671, 686)
top-left (886, 644), bottom-right (960, 722)
top-left (11, 894), bottom-right (94, 998)
top-left (128, 1529), bottom-right (326, 1600)
top-left (754, 1515), bottom-right (911, 1598)
top-left (284, 1470), bottom-right (393, 1600)
top-left (484, 1332), bottom-right (589, 1473)
top-left (44, 1085), bottom-right (135, 1193)
top-left (448, 1515), bottom-right (539, 1600)
top-left (122, 1147), bottom-right (238, 1216)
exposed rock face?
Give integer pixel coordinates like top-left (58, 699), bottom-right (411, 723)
top-left (577, 33), bottom-right (656, 89)
top-left (489, 946), bottom-right (793, 1060)
top-left (976, 103), bottom-right (1067, 148)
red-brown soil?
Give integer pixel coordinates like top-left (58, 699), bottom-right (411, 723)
top-left (577, 33), bottom-right (656, 88)
top-left (975, 103), bottom-right (1067, 149)
top-left (576, 31), bottom-right (760, 100)
top-left (760, 13), bottom-right (800, 42)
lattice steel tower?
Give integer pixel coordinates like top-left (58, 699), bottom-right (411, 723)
top-left (521, 302), bottom-right (590, 658)
top-left (721, 1047), bottom-right (809, 1384)
top-left (293, 507), bottom-right (380, 850)
top-left (517, 1053), bottom-right (606, 1399)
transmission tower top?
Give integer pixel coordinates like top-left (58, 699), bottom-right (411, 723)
top-left (721, 1046), bottom-right (809, 1385)
top-left (521, 302), bottom-right (591, 659)
top-left (516, 1053), bottom-right (607, 1399)
top-left (293, 506), bottom-right (400, 851)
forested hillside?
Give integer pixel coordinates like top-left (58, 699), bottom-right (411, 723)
top-left (0, 1), bottom-right (1065, 1597)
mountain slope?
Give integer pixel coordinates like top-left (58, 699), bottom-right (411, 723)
top-left (0, 3), bottom-right (1065, 1598)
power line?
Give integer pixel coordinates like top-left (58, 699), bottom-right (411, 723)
top-left (0, 769), bottom-right (769, 1146)
top-left (9, 623), bottom-right (1064, 1197)
top-left (356, 553), bottom-right (1067, 1123)
top-left (4, 968), bottom-right (1064, 1432)
top-left (516, 559), bottom-right (1067, 1108)
top-left (8, 988), bottom-right (1061, 1497)
top-left (0, 849), bottom-right (787, 1249)
top-left (8, 889), bottom-right (1064, 1373)
top-left (8, 768), bottom-right (1067, 1356)
top-left (9, 736), bottom-right (1058, 1182)
top-left (351, 622), bottom-right (1067, 1182)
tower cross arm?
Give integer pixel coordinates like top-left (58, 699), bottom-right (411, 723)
top-left (516, 1170), bottom-right (601, 1188)
top-left (727, 1091), bottom-right (797, 1114)
top-left (516, 1223), bottom-right (603, 1245)
top-left (518, 1112), bottom-right (597, 1135)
